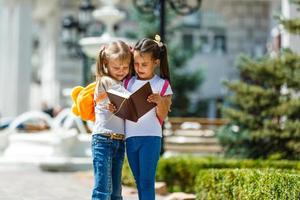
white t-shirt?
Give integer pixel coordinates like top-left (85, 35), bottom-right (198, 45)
top-left (93, 76), bottom-right (125, 135)
top-left (125, 75), bottom-right (173, 138)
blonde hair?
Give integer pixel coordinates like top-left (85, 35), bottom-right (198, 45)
top-left (96, 40), bottom-right (132, 81)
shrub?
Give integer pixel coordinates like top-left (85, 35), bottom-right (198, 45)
top-left (195, 169), bottom-right (300, 200)
top-left (122, 158), bottom-right (135, 186)
top-left (155, 156), bottom-right (300, 193)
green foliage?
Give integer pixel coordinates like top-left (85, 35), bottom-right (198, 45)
top-left (195, 169), bottom-right (300, 200)
top-left (278, 17), bottom-right (300, 34)
top-left (168, 43), bottom-right (203, 116)
top-left (156, 156), bottom-right (201, 193)
top-left (217, 124), bottom-right (253, 158)
top-left (128, 8), bottom-right (203, 117)
top-left (127, 8), bottom-right (160, 38)
top-left (220, 49), bottom-right (300, 159)
top-left (153, 156), bottom-right (300, 193)
top-left (277, 1), bottom-right (300, 34)
top-left (121, 158), bottom-right (135, 187)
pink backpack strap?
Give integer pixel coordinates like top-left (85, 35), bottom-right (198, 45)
top-left (160, 80), bottom-right (170, 96)
top-left (157, 79), bottom-right (170, 125)
top-left (124, 77), bottom-right (132, 89)
top-left (157, 116), bottom-right (164, 125)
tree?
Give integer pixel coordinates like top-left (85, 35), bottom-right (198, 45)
top-left (218, 1), bottom-right (300, 159)
top-left (127, 8), bottom-right (203, 117)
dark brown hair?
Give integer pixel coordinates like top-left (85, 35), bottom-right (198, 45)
top-left (134, 38), bottom-right (170, 82)
top-left (95, 40), bottom-right (133, 81)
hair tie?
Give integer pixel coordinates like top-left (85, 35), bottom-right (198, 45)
top-left (154, 34), bottom-right (163, 47)
top-left (129, 46), bottom-right (134, 53)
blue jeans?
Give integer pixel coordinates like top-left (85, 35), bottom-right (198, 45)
top-left (91, 134), bottom-right (125, 200)
top-left (126, 136), bottom-right (161, 200)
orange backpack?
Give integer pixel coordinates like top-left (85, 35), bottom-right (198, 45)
top-left (71, 82), bottom-right (96, 122)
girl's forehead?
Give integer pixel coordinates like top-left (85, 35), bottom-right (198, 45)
top-left (134, 51), bottom-right (152, 60)
top-left (108, 57), bottom-right (130, 65)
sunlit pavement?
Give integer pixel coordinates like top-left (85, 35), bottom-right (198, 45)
top-left (0, 163), bottom-right (165, 200)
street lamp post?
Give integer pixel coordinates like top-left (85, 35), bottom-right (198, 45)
top-left (133, 0), bottom-right (202, 155)
top-left (133, 0), bottom-right (202, 42)
top-left (78, 0), bottom-right (95, 30)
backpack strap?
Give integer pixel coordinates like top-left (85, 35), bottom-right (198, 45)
top-left (157, 79), bottom-right (170, 125)
top-left (157, 116), bottom-right (164, 125)
top-left (160, 80), bottom-right (170, 96)
top-left (124, 76), bottom-right (132, 89)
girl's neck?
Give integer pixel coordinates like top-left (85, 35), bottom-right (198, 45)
top-left (137, 74), bottom-right (155, 81)
top-left (105, 74), bottom-right (121, 82)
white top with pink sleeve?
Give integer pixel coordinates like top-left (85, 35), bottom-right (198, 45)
top-left (125, 75), bottom-right (173, 138)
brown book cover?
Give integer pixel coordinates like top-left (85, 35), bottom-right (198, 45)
top-left (106, 82), bottom-right (156, 122)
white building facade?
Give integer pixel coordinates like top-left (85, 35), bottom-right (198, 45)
top-left (0, 0), bottom-right (82, 118)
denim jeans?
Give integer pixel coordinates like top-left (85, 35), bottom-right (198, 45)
top-left (126, 136), bottom-right (161, 200)
top-left (91, 134), bottom-right (125, 200)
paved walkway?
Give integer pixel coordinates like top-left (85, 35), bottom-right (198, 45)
top-left (0, 163), bottom-right (165, 200)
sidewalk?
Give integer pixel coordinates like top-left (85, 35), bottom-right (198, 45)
top-left (0, 163), bottom-right (165, 200)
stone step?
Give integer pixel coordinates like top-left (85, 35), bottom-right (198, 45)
top-left (165, 136), bottom-right (219, 145)
top-left (165, 143), bottom-right (222, 153)
top-left (173, 129), bottom-right (215, 137)
top-left (165, 192), bottom-right (196, 200)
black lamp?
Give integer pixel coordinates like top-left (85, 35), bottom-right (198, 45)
top-left (62, 0), bottom-right (95, 53)
top-left (62, 15), bottom-right (78, 46)
top-left (61, 0), bottom-right (96, 85)
top-left (78, 0), bottom-right (95, 30)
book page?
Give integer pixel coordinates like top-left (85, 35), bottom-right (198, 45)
top-left (107, 84), bottom-right (131, 99)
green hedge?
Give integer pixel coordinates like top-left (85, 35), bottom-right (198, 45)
top-left (155, 156), bottom-right (300, 193)
top-left (122, 158), bottom-right (135, 186)
top-left (195, 169), bottom-right (300, 200)
top-left (122, 156), bottom-right (300, 193)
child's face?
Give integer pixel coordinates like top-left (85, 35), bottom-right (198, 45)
top-left (107, 58), bottom-right (130, 81)
top-left (133, 51), bottom-right (159, 80)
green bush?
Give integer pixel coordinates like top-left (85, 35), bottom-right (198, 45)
top-left (122, 156), bottom-right (300, 193)
top-left (155, 156), bottom-right (300, 193)
top-left (121, 158), bottom-right (135, 186)
top-left (195, 169), bottom-right (300, 200)
top-left (217, 124), bottom-right (253, 158)
top-left (156, 156), bottom-right (200, 192)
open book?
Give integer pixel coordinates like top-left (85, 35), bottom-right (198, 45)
top-left (106, 82), bottom-right (156, 122)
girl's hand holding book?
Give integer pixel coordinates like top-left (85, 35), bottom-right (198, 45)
top-left (147, 93), bottom-right (163, 105)
top-left (106, 102), bottom-right (117, 113)
top-left (148, 94), bottom-right (172, 121)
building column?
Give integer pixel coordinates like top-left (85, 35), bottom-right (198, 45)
top-left (33, 0), bottom-right (60, 108)
top-left (39, 18), bottom-right (60, 107)
top-left (0, 1), bottom-right (33, 117)
top-left (282, 0), bottom-right (300, 53)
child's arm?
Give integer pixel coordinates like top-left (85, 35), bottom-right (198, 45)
top-left (147, 94), bottom-right (172, 121)
top-left (98, 76), bottom-right (119, 113)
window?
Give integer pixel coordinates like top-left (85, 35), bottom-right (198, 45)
top-left (182, 33), bottom-right (194, 50)
top-left (199, 35), bottom-right (210, 53)
top-left (213, 35), bottom-right (227, 54)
